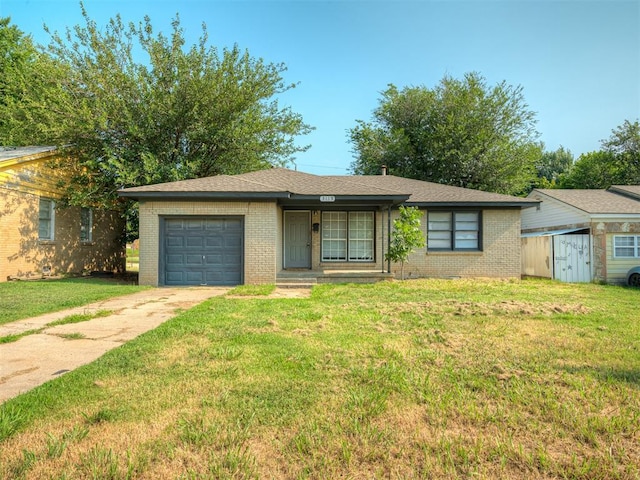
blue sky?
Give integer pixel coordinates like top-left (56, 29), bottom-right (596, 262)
top-left (2, 0), bottom-right (639, 174)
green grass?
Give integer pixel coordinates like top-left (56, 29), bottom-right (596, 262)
top-left (1, 278), bottom-right (638, 479)
top-left (0, 310), bottom-right (114, 344)
top-left (47, 310), bottom-right (113, 327)
top-left (0, 278), bottom-right (146, 325)
top-left (227, 284), bottom-right (276, 296)
top-left (55, 332), bottom-right (86, 340)
top-left (126, 247), bottom-right (139, 273)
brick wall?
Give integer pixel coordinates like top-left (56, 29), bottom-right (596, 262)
top-left (138, 200), bottom-right (278, 286)
top-left (137, 202), bottom-right (523, 285)
top-left (390, 208), bottom-right (523, 279)
top-left (594, 220), bottom-right (640, 284)
top-left (0, 188), bottom-right (125, 281)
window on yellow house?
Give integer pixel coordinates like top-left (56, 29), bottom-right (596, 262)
top-left (80, 207), bottom-right (93, 242)
top-left (38, 198), bottom-right (55, 240)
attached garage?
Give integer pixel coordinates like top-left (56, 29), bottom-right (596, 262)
top-left (160, 216), bottom-right (243, 286)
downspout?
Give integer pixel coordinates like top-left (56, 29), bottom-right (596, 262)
top-left (387, 205), bottom-right (392, 273)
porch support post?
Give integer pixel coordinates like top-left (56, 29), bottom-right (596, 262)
top-left (381, 207), bottom-right (385, 273)
top-left (387, 205), bottom-right (392, 273)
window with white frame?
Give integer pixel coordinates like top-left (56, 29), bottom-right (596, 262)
top-left (613, 235), bottom-right (640, 258)
top-left (348, 212), bottom-right (374, 261)
top-left (427, 211), bottom-right (481, 251)
top-left (322, 211), bottom-right (374, 262)
top-left (80, 207), bottom-right (93, 242)
top-left (38, 198), bottom-right (55, 240)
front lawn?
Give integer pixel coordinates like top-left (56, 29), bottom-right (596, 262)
top-left (1, 278), bottom-right (638, 479)
top-left (0, 277), bottom-right (147, 325)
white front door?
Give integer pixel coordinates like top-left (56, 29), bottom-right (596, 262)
top-left (553, 234), bottom-right (591, 283)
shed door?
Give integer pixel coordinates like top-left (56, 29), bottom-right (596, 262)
top-left (162, 216), bottom-right (243, 286)
top-left (553, 234), bottom-right (591, 283)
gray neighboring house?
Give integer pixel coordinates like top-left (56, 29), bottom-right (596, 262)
top-left (521, 186), bottom-right (640, 284)
top-left (119, 168), bottom-right (538, 286)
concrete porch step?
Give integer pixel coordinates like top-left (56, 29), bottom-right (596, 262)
top-left (276, 270), bottom-right (394, 286)
top-left (275, 273), bottom-right (318, 289)
top-left (276, 282), bottom-right (317, 289)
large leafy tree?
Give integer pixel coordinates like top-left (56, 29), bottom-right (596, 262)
top-left (0, 18), bottom-right (66, 143)
top-left (534, 146), bottom-right (574, 188)
top-left (349, 72), bottom-right (541, 195)
top-left (602, 120), bottom-right (640, 184)
top-left (557, 151), bottom-right (618, 189)
top-left (558, 120), bottom-right (640, 189)
top-left (0, 17), bottom-right (32, 125)
top-left (1, 7), bottom-right (312, 211)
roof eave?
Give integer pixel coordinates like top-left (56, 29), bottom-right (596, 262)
top-left (406, 201), bottom-right (540, 209)
top-left (117, 191), bottom-right (291, 200)
top-left (590, 213), bottom-right (640, 219)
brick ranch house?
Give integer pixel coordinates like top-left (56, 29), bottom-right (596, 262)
top-left (119, 168), bottom-right (538, 286)
top-left (0, 146), bottom-right (125, 281)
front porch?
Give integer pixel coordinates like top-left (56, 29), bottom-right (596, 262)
top-left (276, 269), bottom-right (394, 288)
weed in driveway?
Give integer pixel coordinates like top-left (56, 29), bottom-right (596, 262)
top-left (47, 310), bottom-right (113, 327)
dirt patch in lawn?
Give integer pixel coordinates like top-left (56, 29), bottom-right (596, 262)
top-left (379, 300), bottom-right (590, 318)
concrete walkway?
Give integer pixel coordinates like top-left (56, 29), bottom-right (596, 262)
top-left (0, 287), bottom-right (228, 403)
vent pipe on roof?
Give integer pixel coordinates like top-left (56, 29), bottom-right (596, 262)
top-left (381, 165), bottom-right (387, 176)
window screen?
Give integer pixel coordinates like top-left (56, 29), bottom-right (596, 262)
top-left (39, 198), bottom-right (55, 240)
top-left (80, 207), bottom-right (93, 242)
top-left (614, 235), bottom-right (640, 258)
top-left (428, 211), bottom-right (480, 251)
top-left (322, 211), bottom-right (375, 262)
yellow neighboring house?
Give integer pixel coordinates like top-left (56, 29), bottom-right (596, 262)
top-left (0, 146), bottom-right (125, 281)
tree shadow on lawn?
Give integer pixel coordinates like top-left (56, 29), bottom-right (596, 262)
top-left (560, 365), bottom-right (640, 387)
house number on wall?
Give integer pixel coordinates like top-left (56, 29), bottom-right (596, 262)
top-left (320, 195), bottom-right (335, 202)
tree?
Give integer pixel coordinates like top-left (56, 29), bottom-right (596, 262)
top-left (602, 119), bottom-right (640, 184)
top-left (0, 17), bottom-right (32, 118)
top-left (557, 120), bottom-right (640, 189)
top-left (1, 7), bottom-right (312, 216)
top-left (534, 146), bottom-right (574, 188)
top-left (0, 18), bottom-right (67, 144)
top-left (349, 72), bottom-right (542, 195)
top-left (557, 151), bottom-right (619, 189)
top-left (385, 206), bottom-right (426, 280)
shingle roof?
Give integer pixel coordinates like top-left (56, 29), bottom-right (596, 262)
top-left (532, 188), bottom-right (640, 214)
top-left (0, 146), bottom-right (57, 164)
top-left (119, 167), bottom-right (537, 207)
top-left (609, 185), bottom-right (640, 201)
top-left (235, 168), bottom-right (406, 196)
top-left (121, 168), bottom-right (406, 197)
top-left (333, 175), bottom-right (537, 206)
top-left (118, 174), bottom-right (285, 194)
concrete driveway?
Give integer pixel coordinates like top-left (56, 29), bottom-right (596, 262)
top-left (0, 287), bottom-right (228, 403)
